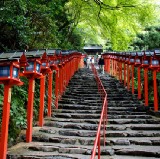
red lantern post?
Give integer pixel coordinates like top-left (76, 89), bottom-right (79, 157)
top-left (141, 51), bottom-right (150, 107)
top-left (0, 60), bottom-right (23, 159)
top-left (149, 51), bottom-right (160, 111)
top-left (129, 52), bottom-right (136, 94)
top-left (123, 56), bottom-right (127, 86)
top-left (39, 52), bottom-right (51, 126)
top-left (124, 54), bottom-right (130, 91)
top-left (49, 54), bottom-right (59, 110)
top-left (134, 52), bottom-right (142, 99)
top-left (20, 53), bottom-right (42, 142)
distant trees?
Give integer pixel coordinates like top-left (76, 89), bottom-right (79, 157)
top-left (68, 0), bottom-right (156, 50)
top-left (130, 26), bottom-right (160, 50)
top-left (0, 0), bottom-right (158, 51)
top-left (0, 0), bottom-right (83, 51)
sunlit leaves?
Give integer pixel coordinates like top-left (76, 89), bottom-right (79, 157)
top-left (68, 0), bottom-right (156, 50)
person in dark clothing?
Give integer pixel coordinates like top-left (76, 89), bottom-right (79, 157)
top-left (98, 55), bottom-right (105, 74)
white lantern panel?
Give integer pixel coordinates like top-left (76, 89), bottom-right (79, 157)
top-left (130, 59), bottom-right (134, 63)
top-left (0, 66), bottom-right (10, 77)
top-left (12, 67), bottom-right (18, 78)
top-left (36, 63), bottom-right (41, 72)
top-left (143, 60), bottom-right (149, 65)
top-left (26, 62), bottom-right (34, 71)
top-left (152, 60), bottom-right (159, 66)
top-left (42, 63), bottom-right (47, 67)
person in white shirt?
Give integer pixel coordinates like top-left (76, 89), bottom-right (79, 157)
top-left (86, 57), bottom-right (90, 68)
top-left (91, 56), bottom-right (95, 64)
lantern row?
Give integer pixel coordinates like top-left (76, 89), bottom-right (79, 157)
top-left (0, 49), bottom-right (82, 159)
top-left (0, 49), bottom-right (82, 84)
top-left (103, 50), bottom-right (160, 70)
top-left (103, 50), bottom-right (160, 113)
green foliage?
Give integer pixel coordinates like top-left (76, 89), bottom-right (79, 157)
top-left (131, 26), bottom-right (160, 50)
top-left (68, 0), bottom-right (156, 50)
top-left (0, 0), bottom-right (158, 52)
top-left (0, 0), bottom-right (83, 51)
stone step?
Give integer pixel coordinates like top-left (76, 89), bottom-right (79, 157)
top-left (108, 119), bottom-right (160, 124)
top-left (107, 115), bottom-right (152, 119)
top-left (59, 99), bottom-right (102, 103)
top-left (54, 109), bottom-right (102, 114)
top-left (53, 113), bottom-right (152, 120)
top-left (8, 142), bottom-right (114, 158)
top-left (108, 137), bottom-right (160, 146)
top-left (112, 145), bottom-right (160, 157)
top-left (45, 118), bottom-right (100, 124)
top-left (107, 103), bottom-right (143, 107)
top-left (53, 109), bottom-right (146, 115)
top-left (108, 111), bottom-right (146, 115)
top-left (107, 124), bottom-right (160, 131)
top-left (58, 104), bottom-right (145, 111)
top-left (58, 104), bottom-right (102, 109)
top-left (30, 126), bottom-right (160, 138)
top-left (53, 113), bottom-right (100, 119)
top-left (47, 117), bottom-right (160, 125)
top-left (44, 122), bottom-right (98, 130)
top-left (8, 142), bottom-right (160, 158)
top-left (61, 95), bottom-right (101, 100)
top-left (65, 90), bottom-right (99, 93)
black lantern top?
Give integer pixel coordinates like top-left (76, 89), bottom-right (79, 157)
top-left (0, 60), bottom-right (23, 85)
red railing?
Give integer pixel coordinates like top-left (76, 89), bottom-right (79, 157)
top-left (90, 64), bottom-right (108, 159)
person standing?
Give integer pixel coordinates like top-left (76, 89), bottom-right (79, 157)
top-left (98, 55), bottom-right (105, 74)
top-left (86, 56), bottom-right (90, 68)
top-left (91, 56), bottom-right (95, 64)
top-left (84, 56), bottom-right (87, 67)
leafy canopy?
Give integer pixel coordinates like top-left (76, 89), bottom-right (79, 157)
top-left (68, 0), bottom-right (156, 50)
top-left (0, 0), bottom-right (157, 51)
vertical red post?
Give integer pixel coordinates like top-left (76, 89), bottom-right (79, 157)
top-left (144, 68), bottom-right (148, 106)
top-left (67, 61), bottom-right (69, 84)
top-left (137, 67), bottom-right (141, 99)
top-left (69, 59), bottom-right (71, 79)
top-left (48, 72), bottom-right (53, 116)
top-left (0, 85), bottom-right (11, 159)
top-left (111, 59), bottom-right (113, 76)
top-left (61, 66), bottom-right (64, 95)
top-left (58, 65), bottom-right (62, 98)
top-left (104, 58), bottom-right (107, 72)
top-left (113, 60), bottom-right (115, 76)
top-left (153, 70), bottom-right (158, 111)
top-left (108, 58), bottom-right (111, 73)
top-left (124, 63), bottom-right (126, 86)
top-left (63, 64), bottom-right (66, 93)
top-left (39, 76), bottom-right (45, 126)
top-left (54, 70), bottom-right (59, 109)
top-left (127, 64), bottom-right (130, 91)
top-left (26, 78), bottom-right (35, 142)
top-left (115, 60), bottom-right (117, 78)
top-left (132, 65), bottom-right (134, 94)
top-left (98, 134), bottom-right (101, 159)
top-left (119, 62), bottom-right (122, 82)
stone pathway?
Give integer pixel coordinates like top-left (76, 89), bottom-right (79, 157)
top-left (99, 73), bottom-right (160, 159)
top-left (8, 68), bottom-right (102, 159)
top-left (8, 68), bottom-right (160, 159)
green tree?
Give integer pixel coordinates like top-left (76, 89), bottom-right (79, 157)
top-left (131, 26), bottom-right (160, 50)
top-left (0, 0), bottom-right (83, 51)
top-left (68, 0), bottom-right (156, 50)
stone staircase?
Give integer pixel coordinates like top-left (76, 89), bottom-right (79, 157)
top-left (8, 68), bottom-right (160, 159)
top-left (8, 69), bottom-right (102, 159)
top-left (99, 74), bottom-right (160, 159)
